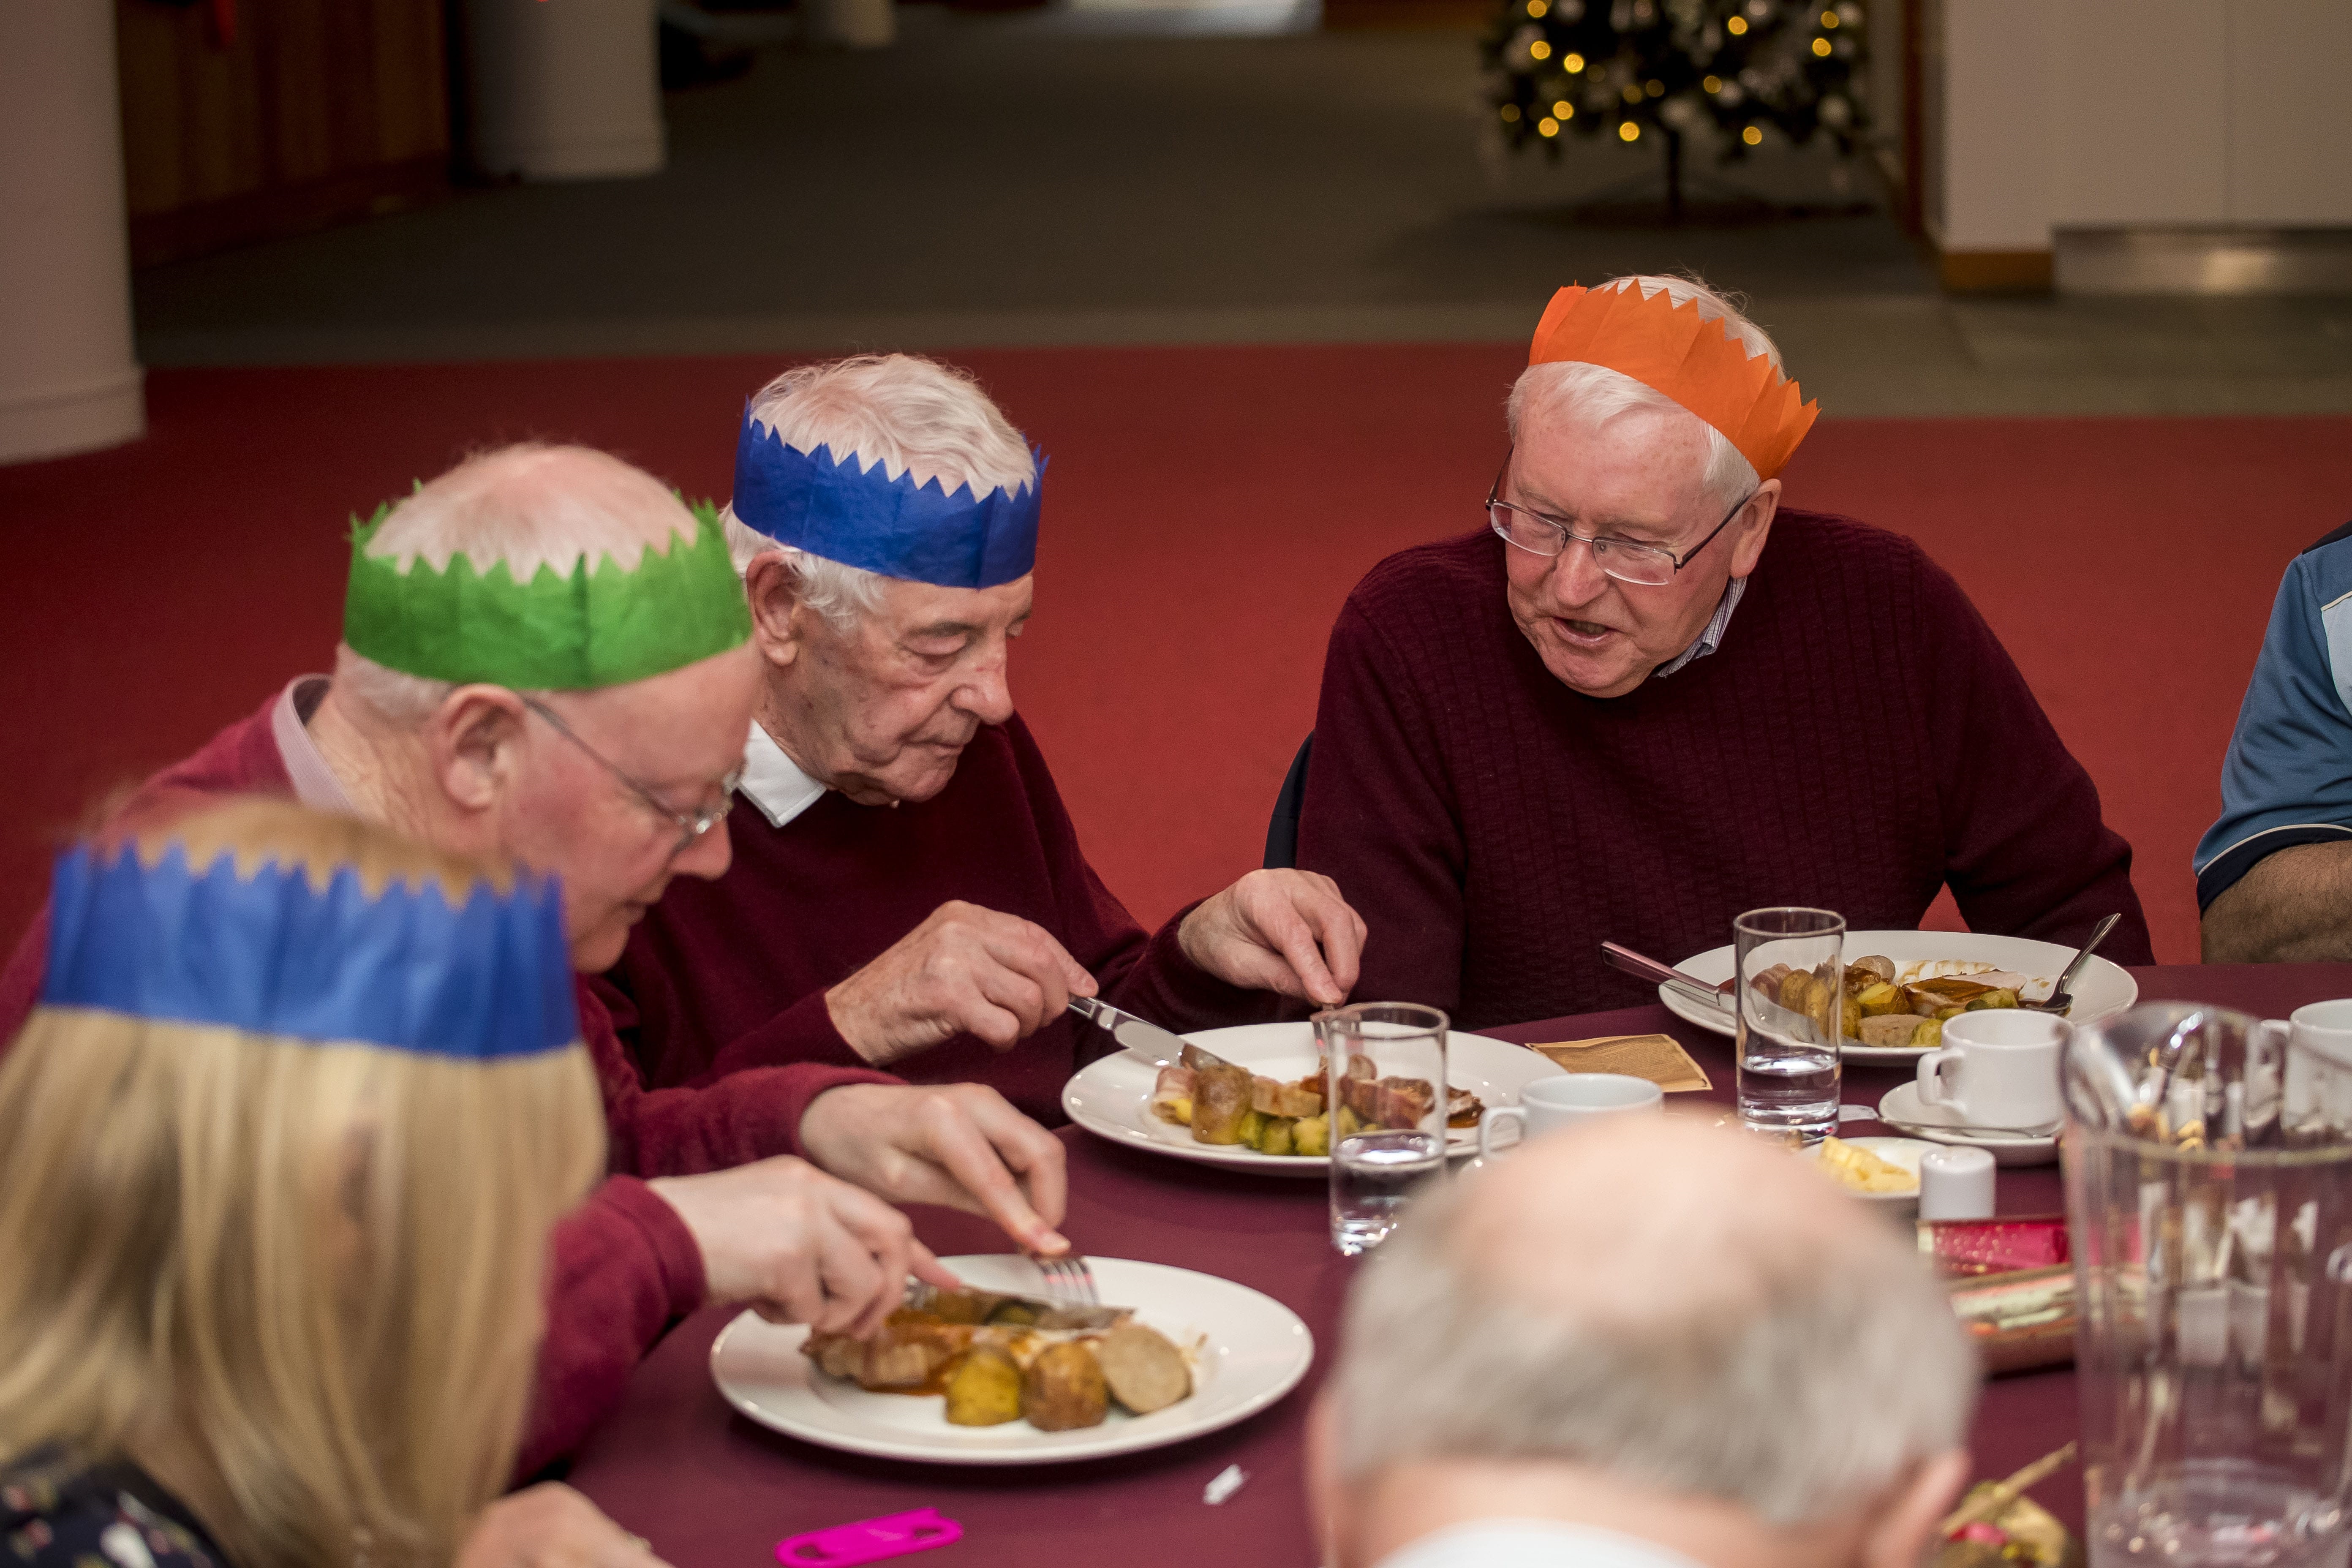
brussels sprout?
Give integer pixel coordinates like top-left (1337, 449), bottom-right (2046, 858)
top-left (1965, 988), bottom-right (2020, 1012)
top-left (1911, 1018), bottom-right (1945, 1048)
top-left (1255, 1116), bottom-right (1297, 1156)
top-left (1293, 1114), bottom-right (1331, 1157)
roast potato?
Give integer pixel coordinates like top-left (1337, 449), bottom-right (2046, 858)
top-left (1021, 1341), bottom-right (1109, 1431)
top-left (944, 1345), bottom-right (1024, 1426)
top-left (1854, 981), bottom-right (1907, 1018)
top-left (1778, 969), bottom-right (1816, 1013)
top-left (1097, 1324), bottom-right (1192, 1415)
top-left (1191, 1063), bottom-right (1254, 1145)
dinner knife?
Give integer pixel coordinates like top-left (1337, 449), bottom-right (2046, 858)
top-left (1067, 994), bottom-right (1205, 1069)
top-left (1599, 941), bottom-right (1734, 1018)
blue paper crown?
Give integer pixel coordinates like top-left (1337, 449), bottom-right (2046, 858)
top-left (730, 410), bottom-right (1043, 590)
top-left (40, 841), bottom-right (580, 1061)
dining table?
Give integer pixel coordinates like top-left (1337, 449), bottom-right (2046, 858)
top-left (566, 963), bottom-right (2352, 1568)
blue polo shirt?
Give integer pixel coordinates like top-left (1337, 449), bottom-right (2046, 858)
top-left (2197, 520), bottom-right (2352, 909)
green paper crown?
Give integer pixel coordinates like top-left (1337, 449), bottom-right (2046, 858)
top-left (342, 501), bottom-right (752, 690)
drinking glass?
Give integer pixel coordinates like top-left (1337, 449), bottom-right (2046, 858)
top-left (1733, 906), bottom-right (1844, 1144)
top-left (1317, 1001), bottom-right (1448, 1257)
top-left (2066, 1002), bottom-right (2352, 1567)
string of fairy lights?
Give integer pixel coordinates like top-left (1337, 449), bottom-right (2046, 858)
top-left (1480, 0), bottom-right (1868, 165)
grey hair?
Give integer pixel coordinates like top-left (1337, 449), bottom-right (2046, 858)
top-left (335, 443), bottom-right (695, 725)
top-left (720, 354), bottom-right (1037, 631)
top-left (1506, 274), bottom-right (1784, 515)
top-left (1329, 1174), bottom-right (1976, 1527)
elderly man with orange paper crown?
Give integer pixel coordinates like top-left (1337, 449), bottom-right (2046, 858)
top-left (1287, 275), bottom-right (2154, 1027)
top-left (0, 443), bottom-right (1077, 1475)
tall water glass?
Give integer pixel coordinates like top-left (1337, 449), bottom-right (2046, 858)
top-left (1318, 1002), bottom-right (1448, 1257)
top-left (2066, 1002), bottom-right (2352, 1567)
top-left (1734, 906), bottom-right (1844, 1144)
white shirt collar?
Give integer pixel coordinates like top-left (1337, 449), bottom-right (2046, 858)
top-left (1377, 1520), bottom-right (1707, 1568)
top-left (270, 675), bottom-right (359, 814)
top-left (740, 721), bottom-right (828, 829)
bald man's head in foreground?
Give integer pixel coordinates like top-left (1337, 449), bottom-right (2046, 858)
top-left (1309, 1118), bottom-right (1978, 1568)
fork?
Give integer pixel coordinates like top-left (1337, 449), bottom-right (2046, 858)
top-left (2022, 913), bottom-right (2121, 1015)
top-left (1032, 1250), bottom-right (1100, 1307)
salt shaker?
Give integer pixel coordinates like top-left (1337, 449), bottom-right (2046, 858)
top-left (1917, 1145), bottom-right (1996, 1222)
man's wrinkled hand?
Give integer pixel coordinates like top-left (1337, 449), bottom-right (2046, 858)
top-left (798, 1081), bottom-right (1071, 1257)
top-left (458, 1484), bottom-right (667, 1568)
top-left (1177, 869), bottom-right (1367, 1007)
top-left (647, 1156), bottom-right (959, 1338)
top-left (826, 900), bottom-right (1099, 1066)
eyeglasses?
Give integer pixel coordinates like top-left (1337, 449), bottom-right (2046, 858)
top-left (1485, 447), bottom-right (1755, 588)
top-left (520, 694), bottom-right (742, 860)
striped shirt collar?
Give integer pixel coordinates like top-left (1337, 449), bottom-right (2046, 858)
top-left (1652, 575), bottom-right (1747, 679)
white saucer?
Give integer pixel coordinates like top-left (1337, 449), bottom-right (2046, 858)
top-left (1876, 1082), bottom-right (2058, 1167)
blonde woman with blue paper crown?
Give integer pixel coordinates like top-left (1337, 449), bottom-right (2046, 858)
top-left (0, 799), bottom-right (662, 1568)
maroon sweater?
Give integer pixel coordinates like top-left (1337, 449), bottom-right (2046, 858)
top-left (601, 714), bottom-right (1267, 1127)
top-left (0, 693), bottom-right (896, 1475)
top-left (1296, 513), bottom-right (2154, 1029)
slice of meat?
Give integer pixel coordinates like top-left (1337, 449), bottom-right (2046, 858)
top-left (1252, 1075), bottom-right (1323, 1118)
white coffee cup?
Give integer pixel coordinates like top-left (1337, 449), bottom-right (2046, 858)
top-left (1478, 1073), bottom-right (1663, 1158)
top-left (1915, 1010), bottom-right (2067, 1131)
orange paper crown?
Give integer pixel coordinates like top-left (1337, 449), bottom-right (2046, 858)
top-left (1527, 284), bottom-right (1818, 480)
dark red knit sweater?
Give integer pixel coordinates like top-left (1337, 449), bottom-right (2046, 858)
top-left (1296, 512), bottom-right (2154, 1030)
top-left (600, 714), bottom-right (1267, 1127)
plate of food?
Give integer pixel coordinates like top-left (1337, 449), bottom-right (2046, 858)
top-left (709, 1255), bottom-right (1313, 1465)
top-left (1658, 931), bottom-right (2136, 1063)
top-left (1812, 1135), bottom-right (1931, 1211)
top-left (1061, 1021), bottom-right (1565, 1176)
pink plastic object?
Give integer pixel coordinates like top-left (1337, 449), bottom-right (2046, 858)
top-left (775, 1509), bottom-right (962, 1567)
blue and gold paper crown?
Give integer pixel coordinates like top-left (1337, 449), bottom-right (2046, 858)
top-left (730, 410), bottom-right (1044, 590)
top-left (41, 841), bottom-right (579, 1060)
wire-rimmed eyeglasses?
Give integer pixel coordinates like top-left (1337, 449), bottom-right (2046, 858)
top-left (520, 694), bottom-right (742, 860)
top-left (1485, 447), bottom-right (1755, 588)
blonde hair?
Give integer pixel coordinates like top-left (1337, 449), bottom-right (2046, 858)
top-left (0, 799), bottom-right (607, 1568)
top-left (720, 354), bottom-right (1038, 629)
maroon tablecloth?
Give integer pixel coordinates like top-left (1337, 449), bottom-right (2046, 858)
top-left (568, 964), bottom-right (2352, 1568)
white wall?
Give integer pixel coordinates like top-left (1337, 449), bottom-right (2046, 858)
top-left (0, 0), bottom-right (143, 464)
top-left (1927, 0), bottom-right (2352, 253)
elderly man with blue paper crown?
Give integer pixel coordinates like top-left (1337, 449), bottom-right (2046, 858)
top-left (0, 441), bottom-right (1072, 1475)
top-left (599, 354), bottom-right (1367, 1123)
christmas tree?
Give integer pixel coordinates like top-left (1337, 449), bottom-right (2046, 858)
top-left (1480, 0), bottom-right (1869, 218)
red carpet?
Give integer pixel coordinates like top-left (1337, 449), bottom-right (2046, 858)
top-left (3, 347), bottom-right (2349, 967)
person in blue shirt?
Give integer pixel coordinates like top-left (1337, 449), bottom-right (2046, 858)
top-left (2199, 521), bottom-right (2352, 960)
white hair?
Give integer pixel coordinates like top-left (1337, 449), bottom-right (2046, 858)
top-left (1507, 274), bottom-right (1784, 516)
top-left (721, 354), bottom-right (1038, 631)
top-left (337, 443), bottom-right (699, 725)
top-left (1330, 1165), bottom-right (1976, 1527)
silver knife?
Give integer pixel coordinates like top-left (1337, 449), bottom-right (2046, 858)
top-left (1067, 994), bottom-right (1198, 1069)
top-left (1600, 941), bottom-right (1734, 1018)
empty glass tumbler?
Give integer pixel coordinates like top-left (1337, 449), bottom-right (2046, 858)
top-left (1733, 906), bottom-right (1845, 1144)
top-left (2066, 1002), bottom-right (2352, 1566)
top-left (1317, 1001), bottom-right (1448, 1257)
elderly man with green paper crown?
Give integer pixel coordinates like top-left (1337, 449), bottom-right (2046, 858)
top-left (0, 442), bottom-right (1070, 1475)
top-left (597, 354), bottom-right (1368, 1124)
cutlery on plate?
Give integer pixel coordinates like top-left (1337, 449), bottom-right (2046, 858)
top-left (1067, 994), bottom-right (1200, 1069)
top-left (2022, 912), bottom-right (2122, 1015)
top-left (901, 1279), bottom-right (1128, 1331)
top-left (1601, 942), bottom-right (1734, 1015)
top-left (1880, 1114), bottom-right (2060, 1142)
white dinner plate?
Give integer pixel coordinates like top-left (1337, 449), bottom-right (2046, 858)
top-left (1062, 1021), bottom-right (1565, 1176)
top-left (1876, 1082), bottom-right (2060, 1167)
top-left (710, 1255), bottom-right (1313, 1465)
top-left (1661, 930), bottom-right (2138, 1062)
